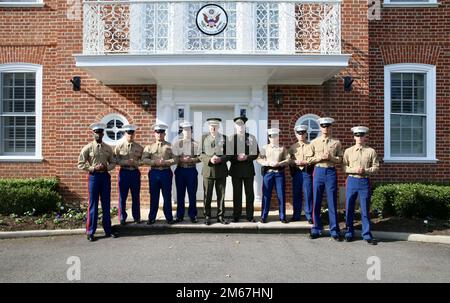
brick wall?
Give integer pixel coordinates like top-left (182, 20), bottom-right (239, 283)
top-left (368, 1), bottom-right (450, 182)
top-left (0, 0), bottom-right (448, 212)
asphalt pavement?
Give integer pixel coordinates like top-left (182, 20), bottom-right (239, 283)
top-left (1, 232), bottom-right (449, 283)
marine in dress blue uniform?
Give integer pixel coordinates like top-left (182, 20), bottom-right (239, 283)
top-left (256, 128), bottom-right (290, 223)
top-left (307, 117), bottom-right (343, 241)
top-left (343, 126), bottom-right (380, 245)
top-left (288, 124), bottom-right (314, 224)
top-left (113, 124), bottom-right (144, 225)
top-left (173, 121), bottom-right (201, 223)
top-left (142, 123), bottom-right (176, 224)
top-left (77, 122), bottom-right (118, 241)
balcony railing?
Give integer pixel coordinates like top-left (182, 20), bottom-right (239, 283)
top-left (83, 0), bottom-right (342, 55)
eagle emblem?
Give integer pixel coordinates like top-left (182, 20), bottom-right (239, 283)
top-left (203, 12), bottom-right (221, 28)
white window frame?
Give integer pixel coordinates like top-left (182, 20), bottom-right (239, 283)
top-left (100, 113), bottom-right (129, 146)
top-left (0, 63), bottom-right (43, 162)
top-left (384, 63), bottom-right (437, 163)
top-left (383, 0), bottom-right (439, 8)
top-left (0, 0), bottom-right (44, 8)
top-left (296, 114), bottom-right (321, 143)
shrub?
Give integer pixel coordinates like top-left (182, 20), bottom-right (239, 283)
top-left (372, 183), bottom-right (450, 219)
top-left (0, 178), bottom-right (62, 216)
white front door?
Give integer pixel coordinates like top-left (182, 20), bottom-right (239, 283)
top-left (190, 105), bottom-right (235, 201)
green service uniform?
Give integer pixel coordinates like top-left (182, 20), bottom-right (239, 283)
top-left (199, 133), bottom-right (229, 220)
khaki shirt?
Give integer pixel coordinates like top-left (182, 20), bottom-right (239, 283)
top-left (257, 144), bottom-right (290, 168)
top-left (288, 141), bottom-right (313, 170)
top-left (172, 138), bottom-right (201, 166)
top-left (142, 140), bottom-right (175, 168)
top-left (78, 141), bottom-right (116, 173)
top-left (308, 135), bottom-right (343, 168)
top-left (114, 140), bottom-right (144, 170)
top-left (343, 144), bottom-right (380, 178)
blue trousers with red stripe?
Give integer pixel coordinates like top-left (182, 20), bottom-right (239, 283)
top-left (175, 167), bottom-right (198, 220)
top-left (148, 169), bottom-right (174, 221)
top-left (292, 170), bottom-right (313, 221)
top-left (118, 169), bottom-right (141, 222)
top-left (345, 176), bottom-right (373, 240)
top-left (86, 172), bottom-right (112, 236)
top-left (311, 167), bottom-right (340, 237)
top-left (261, 171), bottom-right (286, 221)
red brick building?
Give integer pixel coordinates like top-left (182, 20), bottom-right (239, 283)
top-left (0, 0), bottom-right (448, 208)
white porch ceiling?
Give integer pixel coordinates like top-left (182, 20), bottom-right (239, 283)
top-left (74, 54), bottom-right (351, 85)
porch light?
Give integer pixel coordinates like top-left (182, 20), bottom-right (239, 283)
top-left (70, 76), bottom-right (81, 91)
top-left (140, 89), bottom-right (152, 110)
top-left (273, 88), bottom-right (283, 108)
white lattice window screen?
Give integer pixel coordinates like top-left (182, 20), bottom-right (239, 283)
top-left (390, 73), bottom-right (427, 157)
top-left (0, 72), bottom-right (36, 155)
top-left (184, 2), bottom-right (237, 52)
top-left (255, 3), bottom-right (279, 51)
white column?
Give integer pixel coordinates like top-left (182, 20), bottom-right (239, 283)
top-left (249, 85), bottom-right (267, 203)
top-left (157, 86), bottom-right (175, 142)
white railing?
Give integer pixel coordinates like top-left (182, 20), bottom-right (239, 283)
top-left (83, 0), bottom-right (341, 55)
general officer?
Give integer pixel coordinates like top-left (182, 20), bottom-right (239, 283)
top-left (229, 116), bottom-right (259, 223)
top-left (343, 126), bottom-right (379, 245)
top-left (199, 118), bottom-right (230, 225)
top-left (77, 122), bottom-right (118, 241)
top-left (308, 117), bottom-right (343, 240)
top-left (257, 128), bottom-right (290, 223)
top-left (114, 124), bottom-right (144, 225)
top-left (142, 123), bottom-right (176, 225)
top-left (173, 121), bottom-right (201, 223)
top-left (288, 124), bottom-right (314, 224)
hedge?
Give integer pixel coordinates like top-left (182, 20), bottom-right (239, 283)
top-left (0, 178), bottom-right (62, 215)
top-left (372, 183), bottom-right (450, 219)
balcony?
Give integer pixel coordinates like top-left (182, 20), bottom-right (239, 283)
top-left (74, 0), bottom-right (350, 85)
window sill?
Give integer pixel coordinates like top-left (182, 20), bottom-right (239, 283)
top-left (0, 3), bottom-right (45, 8)
top-left (383, 157), bottom-right (438, 164)
top-left (0, 156), bottom-right (43, 163)
top-left (383, 3), bottom-right (440, 8)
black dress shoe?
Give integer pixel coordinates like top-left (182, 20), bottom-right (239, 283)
top-left (260, 218), bottom-right (267, 223)
top-left (232, 218), bottom-right (240, 223)
top-left (307, 219), bottom-right (313, 224)
top-left (204, 218), bottom-right (211, 225)
top-left (290, 217), bottom-right (301, 222)
top-left (218, 217), bottom-right (229, 225)
top-left (366, 239), bottom-right (377, 245)
top-left (167, 219), bottom-right (176, 225)
top-left (281, 219), bottom-right (288, 224)
top-left (120, 220), bottom-right (126, 226)
top-left (105, 232), bottom-right (119, 238)
top-left (134, 220), bottom-right (141, 224)
top-left (247, 218), bottom-right (256, 223)
top-left (87, 235), bottom-right (96, 242)
top-left (190, 217), bottom-right (198, 223)
top-left (331, 235), bottom-right (341, 242)
top-left (147, 219), bottom-right (155, 225)
top-left (175, 217), bottom-right (184, 223)
top-left (309, 233), bottom-right (319, 239)
top-left (344, 237), bottom-right (353, 242)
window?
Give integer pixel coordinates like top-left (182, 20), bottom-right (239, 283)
top-left (296, 114), bottom-right (320, 142)
top-left (383, 0), bottom-right (439, 7)
top-left (0, 0), bottom-right (44, 7)
top-left (255, 3), bottom-right (279, 51)
top-left (0, 64), bottom-right (42, 161)
top-left (100, 113), bottom-right (129, 146)
top-left (384, 64), bottom-right (436, 163)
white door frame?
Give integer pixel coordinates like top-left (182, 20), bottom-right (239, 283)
top-left (156, 84), bottom-right (268, 203)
